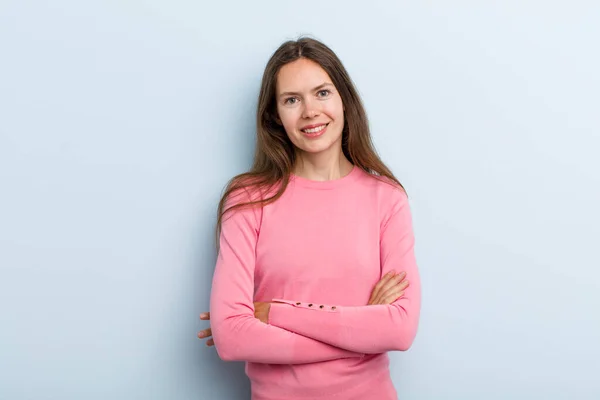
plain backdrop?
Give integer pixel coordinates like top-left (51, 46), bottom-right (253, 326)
top-left (1, 1), bottom-right (599, 399)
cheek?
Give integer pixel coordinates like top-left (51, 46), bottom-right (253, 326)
top-left (326, 107), bottom-right (344, 129)
top-left (324, 99), bottom-right (344, 122)
top-left (278, 109), bottom-right (300, 134)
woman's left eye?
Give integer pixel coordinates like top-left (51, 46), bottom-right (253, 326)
top-left (317, 89), bottom-right (330, 97)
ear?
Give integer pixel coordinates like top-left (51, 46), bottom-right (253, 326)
top-left (273, 113), bottom-right (282, 125)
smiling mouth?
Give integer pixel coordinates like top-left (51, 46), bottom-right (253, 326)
top-left (301, 123), bottom-right (329, 133)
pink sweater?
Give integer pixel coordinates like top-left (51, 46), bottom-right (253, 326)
top-left (210, 166), bottom-right (421, 400)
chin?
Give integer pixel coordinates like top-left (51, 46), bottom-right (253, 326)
top-left (298, 132), bottom-right (342, 150)
top-left (299, 139), bottom-right (340, 154)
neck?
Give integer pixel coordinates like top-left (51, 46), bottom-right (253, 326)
top-left (293, 147), bottom-right (354, 182)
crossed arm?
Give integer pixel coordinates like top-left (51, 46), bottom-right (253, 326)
top-left (204, 190), bottom-right (420, 363)
top-left (198, 270), bottom-right (408, 352)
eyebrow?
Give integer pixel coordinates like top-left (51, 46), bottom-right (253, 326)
top-left (278, 82), bottom-right (334, 98)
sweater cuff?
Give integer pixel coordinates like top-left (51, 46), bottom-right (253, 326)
top-left (268, 298), bottom-right (341, 326)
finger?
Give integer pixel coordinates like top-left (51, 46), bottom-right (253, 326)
top-left (206, 338), bottom-right (214, 347)
top-left (377, 272), bottom-right (406, 298)
top-left (381, 281), bottom-right (410, 305)
top-left (382, 290), bottom-right (405, 305)
top-left (379, 280), bottom-right (410, 303)
top-left (387, 278), bottom-right (409, 293)
top-left (370, 271), bottom-right (406, 305)
top-left (199, 312), bottom-right (210, 320)
top-left (369, 271), bottom-right (395, 304)
top-left (370, 273), bottom-right (397, 305)
top-left (197, 328), bottom-right (212, 339)
top-left (397, 279), bottom-right (410, 291)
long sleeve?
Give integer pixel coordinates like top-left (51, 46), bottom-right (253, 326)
top-left (210, 189), bottom-right (364, 364)
top-left (268, 189), bottom-right (421, 354)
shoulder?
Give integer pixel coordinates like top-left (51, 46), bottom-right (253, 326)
top-left (356, 169), bottom-right (408, 205)
top-left (353, 169), bottom-right (410, 227)
top-left (222, 175), bottom-right (285, 224)
top-left (223, 174), bottom-right (274, 207)
top-left (220, 178), bottom-right (265, 226)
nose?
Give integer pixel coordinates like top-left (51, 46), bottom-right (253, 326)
top-left (301, 98), bottom-right (320, 119)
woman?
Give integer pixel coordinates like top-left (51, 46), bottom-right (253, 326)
top-left (198, 37), bottom-right (421, 399)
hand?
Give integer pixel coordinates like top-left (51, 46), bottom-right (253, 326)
top-left (198, 272), bottom-right (405, 347)
top-left (197, 301), bottom-right (271, 346)
top-left (253, 301), bottom-right (271, 324)
top-left (368, 270), bottom-right (409, 305)
top-left (197, 312), bottom-right (214, 347)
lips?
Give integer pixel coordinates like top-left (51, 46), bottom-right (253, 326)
top-left (301, 123), bottom-right (329, 133)
top-left (300, 123), bottom-right (329, 139)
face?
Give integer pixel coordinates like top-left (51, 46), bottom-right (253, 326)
top-left (275, 58), bottom-right (345, 157)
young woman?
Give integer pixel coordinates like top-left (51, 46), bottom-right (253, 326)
top-left (197, 37), bottom-right (421, 400)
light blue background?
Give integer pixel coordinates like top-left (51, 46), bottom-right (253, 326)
top-left (1, 1), bottom-right (599, 399)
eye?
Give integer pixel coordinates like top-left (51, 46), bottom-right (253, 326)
top-left (317, 89), bottom-right (331, 97)
top-left (284, 97), bottom-right (299, 105)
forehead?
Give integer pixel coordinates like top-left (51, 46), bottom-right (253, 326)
top-left (276, 58), bottom-right (332, 93)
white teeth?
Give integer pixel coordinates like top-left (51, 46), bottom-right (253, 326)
top-left (302, 124), bottom-right (327, 133)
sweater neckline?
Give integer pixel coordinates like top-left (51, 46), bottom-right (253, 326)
top-left (290, 165), bottom-right (361, 189)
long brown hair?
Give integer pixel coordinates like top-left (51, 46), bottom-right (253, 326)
top-left (215, 37), bottom-right (404, 249)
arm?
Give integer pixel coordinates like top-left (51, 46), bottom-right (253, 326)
top-left (267, 189), bottom-right (421, 354)
top-left (210, 189), bottom-right (364, 364)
